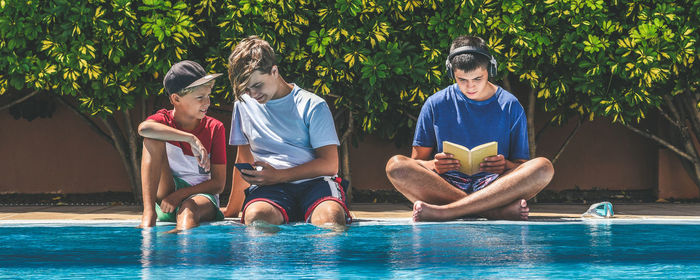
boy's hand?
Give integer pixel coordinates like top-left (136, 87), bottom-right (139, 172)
top-left (159, 193), bottom-right (184, 214)
top-left (189, 136), bottom-right (210, 172)
top-left (432, 153), bottom-right (460, 174)
top-left (480, 154), bottom-right (506, 174)
top-left (239, 161), bottom-right (285, 186)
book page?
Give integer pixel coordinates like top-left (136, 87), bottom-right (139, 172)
top-left (442, 141), bottom-right (470, 174)
top-left (468, 142), bottom-right (498, 175)
top-left (443, 141), bottom-right (498, 175)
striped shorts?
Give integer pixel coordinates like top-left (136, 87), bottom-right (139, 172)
top-left (440, 171), bottom-right (500, 194)
top-left (241, 176), bottom-right (352, 224)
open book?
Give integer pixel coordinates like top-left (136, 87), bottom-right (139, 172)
top-left (442, 141), bottom-right (498, 175)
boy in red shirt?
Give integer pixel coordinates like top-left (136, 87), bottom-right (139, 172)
top-left (137, 60), bottom-right (226, 230)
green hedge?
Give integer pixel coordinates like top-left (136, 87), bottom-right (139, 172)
top-left (1, 0), bottom-right (697, 139)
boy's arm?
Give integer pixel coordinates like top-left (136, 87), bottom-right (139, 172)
top-left (138, 120), bottom-right (209, 171)
top-left (221, 145), bottom-right (254, 218)
top-left (412, 146), bottom-right (461, 174)
top-left (238, 144), bottom-right (338, 185)
top-left (158, 163), bottom-right (226, 214)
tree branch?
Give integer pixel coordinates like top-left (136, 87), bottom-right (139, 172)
top-left (678, 91), bottom-right (700, 140)
top-left (658, 106), bottom-right (685, 133)
top-left (102, 116), bottom-right (139, 196)
top-left (527, 87), bottom-right (537, 157)
top-left (340, 110), bottom-right (354, 202)
top-left (501, 73), bottom-right (512, 92)
top-left (139, 94), bottom-right (146, 125)
top-left (406, 112), bottom-right (417, 121)
top-left (123, 109), bottom-right (141, 187)
top-left (622, 122), bottom-right (697, 163)
top-left (340, 110), bottom-right (354, 145)
top-left (535, 118), bottom-right (552, 143)
top-left (55, 96), bottom-right (115, 147)
top-left (333, 107), bottom-right (347, 122)
top-left (552, 118), bottom-right (582, 164)
top-left (0, 90), bottom-right (40, 112)
top-left (663, 95), bottom-right (682, 121)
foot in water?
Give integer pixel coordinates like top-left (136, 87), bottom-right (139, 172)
top-left (413, 199), bottom-right (530, 222)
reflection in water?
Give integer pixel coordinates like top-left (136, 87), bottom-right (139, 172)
top-left (129, 221), bottom-right (700, 279)
top-left (246, 221), bottom-right (282, 235)
top-left (586, 221), bottom-right (613, 260)
top-left (140, 228), bottom-right (154, 280)
top-left (309, 226), bottom-right (343, 279)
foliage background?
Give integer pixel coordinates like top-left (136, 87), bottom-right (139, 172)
top-left (1, 0), bottom-right (698, 199)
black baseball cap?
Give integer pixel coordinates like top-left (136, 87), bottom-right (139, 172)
top-left (163, 60), bottom-right (222, 94)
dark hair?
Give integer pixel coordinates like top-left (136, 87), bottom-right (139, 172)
top-left (449, 36), bottom-right (491, 74)
top-left (227, 35), bottom-right (277, 101)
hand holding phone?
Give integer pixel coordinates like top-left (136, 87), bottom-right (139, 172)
top-left (234, 163), bottom-right (263, 171)
top-left (234, 163), bottom-right (255, 170)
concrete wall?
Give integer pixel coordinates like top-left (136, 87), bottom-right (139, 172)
top-left (0, 102), bottom-right (130, 193)
top-left (0, 99), bottom-right (697, 199)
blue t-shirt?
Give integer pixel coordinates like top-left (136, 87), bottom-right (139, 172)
top-left (229, 84), bottom-right (340, 173)
top-left (413, 84), bottom-right (529, 161)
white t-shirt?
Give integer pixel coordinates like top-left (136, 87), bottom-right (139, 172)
top-left (229, 84), bottom-right (339, 179)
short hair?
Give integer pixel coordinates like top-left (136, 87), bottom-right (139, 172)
top-left (449, 36), bottom-right (491, 75)
top-left (227, 36), bottom-right (277, 101)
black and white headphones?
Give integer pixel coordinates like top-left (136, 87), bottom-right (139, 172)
top-left (445, 46), bottom-right (498, 79)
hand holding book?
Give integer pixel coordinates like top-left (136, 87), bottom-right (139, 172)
top-left (442, 141), bottom-right (499, 175)
top-left (479, 154), bottom-right (507, 174)
top-left (432, 152), bottom-right (461, 174)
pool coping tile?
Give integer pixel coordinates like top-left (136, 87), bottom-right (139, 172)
top-left (0, 203), bottom-right (698, 221)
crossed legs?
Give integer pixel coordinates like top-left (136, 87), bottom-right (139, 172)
top-left (386, 155), bottom-right (554, 221)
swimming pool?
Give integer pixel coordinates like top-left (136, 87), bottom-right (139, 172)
top-left (1, 219), bottom-right (699, 279)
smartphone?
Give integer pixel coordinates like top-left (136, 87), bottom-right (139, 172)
top-left (234, 163), bottom-right (255, 170)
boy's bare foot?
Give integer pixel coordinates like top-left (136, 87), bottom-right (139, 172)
top-left (165, 228), bottom-right (183, 234)
top-left (412, 201), bottom-right (447, 222)
top-left (138, 213), bottom-right (157, 228)
top-left (481, 199), bottom-right (529, 221)
top-left (413, 199), bottom-right (529, 222)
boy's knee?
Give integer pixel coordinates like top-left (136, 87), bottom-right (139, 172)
top-left (177, 199), bottom-right (198, 215)
top-left (386, 155), bottom-right (411, 178)
top-left (244, 203), bottom-right (283, 225)
top-left (531, 157), bottom-right (554, 184)
top-left (311, 200), bottom-right (345, 223)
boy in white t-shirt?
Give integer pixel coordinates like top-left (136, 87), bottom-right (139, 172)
top-left (220, 36), bottom-right (350, 227)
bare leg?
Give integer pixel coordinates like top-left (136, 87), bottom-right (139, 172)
top-left (309, 200), bottom-right (346, 229)
top-left (166, 196), bottom-right (217, 233)
top-left (139, 138), bottom-right (174, 228)
top-left (412, 157), bottom-right (554, 221)
top-left (386, 155), bottom-right (467, 205)
top-left (244, 201), bottom-right (285, 225)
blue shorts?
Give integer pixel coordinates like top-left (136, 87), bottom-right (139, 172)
top-left (440, 171), bottom-right (499, 194)
top-left (241, 177), bottom-right (352, 224)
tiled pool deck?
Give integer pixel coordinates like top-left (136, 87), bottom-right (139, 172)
top-left (1, 203), bottom-right (699, 221)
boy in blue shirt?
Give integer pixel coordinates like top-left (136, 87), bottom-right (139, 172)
top-left (220, 36), bottom-right (350, 227)
top-left (385, 36), bottom-right (554, 221)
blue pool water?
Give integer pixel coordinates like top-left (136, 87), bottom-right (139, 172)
top-left (1, 219), bottom-right (699, 279)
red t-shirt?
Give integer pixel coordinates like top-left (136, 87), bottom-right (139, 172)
top-left (146, 109), bottom-right (226, 185)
